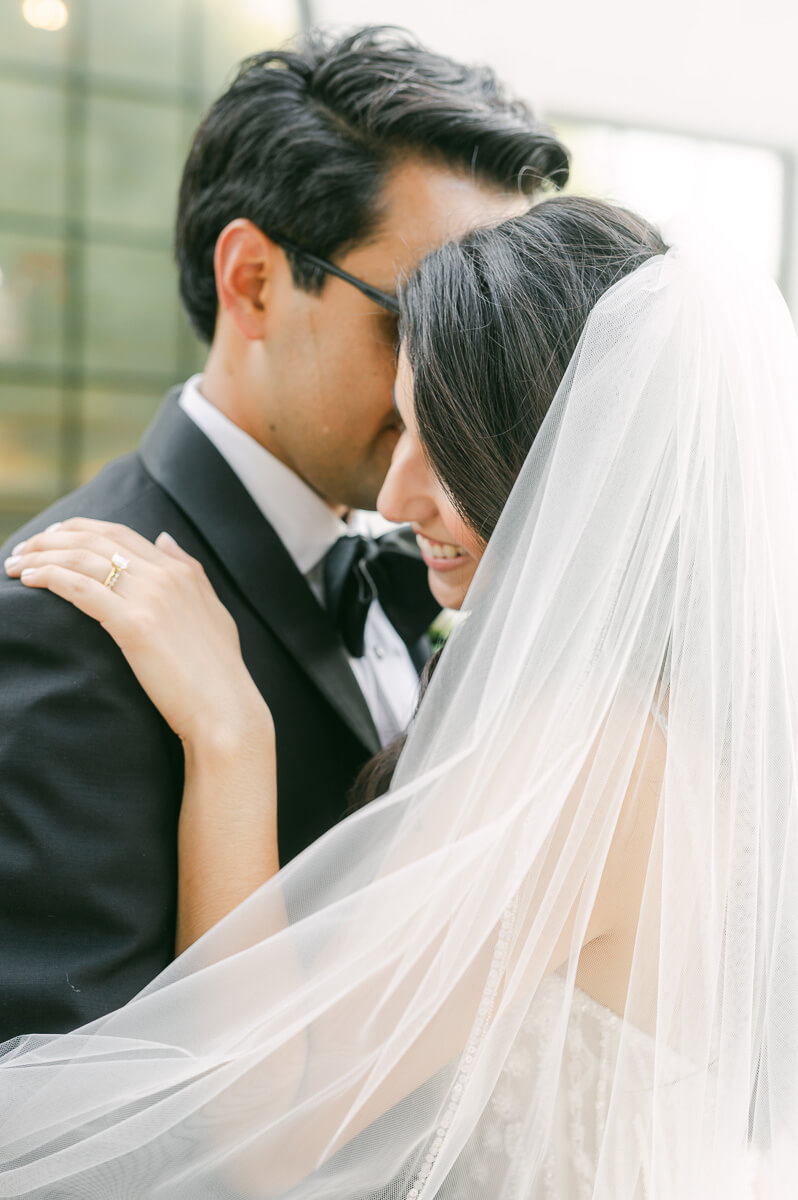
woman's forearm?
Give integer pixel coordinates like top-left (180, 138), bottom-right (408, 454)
top-left (176, 705), bottom-right (280, 955)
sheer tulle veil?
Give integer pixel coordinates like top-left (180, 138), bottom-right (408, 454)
top-left (1, 242), bottom-right (797, 1198)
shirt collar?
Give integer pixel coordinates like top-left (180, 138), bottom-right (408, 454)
top-left (178, 375), bottom-right (347, 575)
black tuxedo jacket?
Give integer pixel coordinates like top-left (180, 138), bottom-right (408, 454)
top-left (0, 389), bottom-right (430, 1041)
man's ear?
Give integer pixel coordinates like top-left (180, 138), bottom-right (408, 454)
top-left (213, 219), bottom-right (281, 340)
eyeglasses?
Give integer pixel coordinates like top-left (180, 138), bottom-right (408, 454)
top-left (274, 236), bottom-right (400, 316)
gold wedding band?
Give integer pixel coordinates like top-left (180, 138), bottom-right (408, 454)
top-left (103, 552), bottom-right (130, 590)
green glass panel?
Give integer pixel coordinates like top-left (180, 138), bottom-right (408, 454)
top-left (83, 241), bottom-right (180, 374)
top-left (0, 384), bottom-right (61, 513)
top-left (0, 232), bottom-right (65, 368)
top-left (86, 93), bottom-right (184, 233)
top-left (86, 0), bottom-right (184, 91)
top-left (0, 79), bottom-right (66, 219)
top-left (79, 386), bottom-right (163, 482)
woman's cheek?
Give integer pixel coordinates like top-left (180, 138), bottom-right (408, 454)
top-left (437, 495), bottom-right (485, 563)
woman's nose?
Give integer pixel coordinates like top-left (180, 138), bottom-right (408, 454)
top-left (377, 437), bottom-right (438, 527)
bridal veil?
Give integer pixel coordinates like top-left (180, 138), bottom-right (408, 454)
top-left (1, 243), bottom-right (797, 1198)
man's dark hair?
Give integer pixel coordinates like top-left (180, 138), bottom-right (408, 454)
top-left (175, 25), bottom-right (570, 343)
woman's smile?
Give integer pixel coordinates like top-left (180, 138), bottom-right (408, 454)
top-left (414, 530), bottom-right (473, 572)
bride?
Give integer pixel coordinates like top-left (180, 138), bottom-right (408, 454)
top-left (2, 195), bottom-right (797, 1198)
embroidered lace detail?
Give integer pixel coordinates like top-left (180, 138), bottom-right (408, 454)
top-left (460, 975), bottom-right (657, 1199)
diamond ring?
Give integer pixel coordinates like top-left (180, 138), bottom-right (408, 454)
top-left (102, 552), bottom-right (130, 590)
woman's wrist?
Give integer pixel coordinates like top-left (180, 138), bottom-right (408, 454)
top-left (176, 686), bottom-right (279, 952)
top-left (181, 691), bottom-right (275, 769)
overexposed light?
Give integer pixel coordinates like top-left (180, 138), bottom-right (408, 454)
top-left (555, 120), bottom-right (785, 281)
top-left (22, 0), bottom-right (69, 33)
top-left (240, 0), bottom-right (283, 21)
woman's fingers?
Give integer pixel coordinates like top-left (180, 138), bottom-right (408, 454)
top-left (155, 531), bottom-right (196, 566)
top-left (11, 518), bottom-right (163, 564)
top-left (5, 548), bottom-right (123, 588)
top-left (4, 525), bottom-right (202, 609)
top-left (17, 563), bottom-right (119, 624)
top-left (10, 530), bottom-right (136, 570)
top-left (5, 519), bottom-right (185, 590)
top-left (52, 518), bottom-right (165, 562)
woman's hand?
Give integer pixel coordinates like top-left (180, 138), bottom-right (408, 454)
top-left (4, 518), bottom-right (271, 751)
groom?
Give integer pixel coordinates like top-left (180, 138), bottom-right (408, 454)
top-left (0, 27), bottom-right (568, 1040)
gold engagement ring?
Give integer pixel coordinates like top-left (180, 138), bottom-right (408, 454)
top-left (103, 552), bottom-right (130, 590)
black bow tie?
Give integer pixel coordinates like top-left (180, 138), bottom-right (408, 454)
top-left (322, 526), bottom-right (442, 658)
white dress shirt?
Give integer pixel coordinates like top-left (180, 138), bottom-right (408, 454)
top-left (179, 376), bottom-right (420, 745)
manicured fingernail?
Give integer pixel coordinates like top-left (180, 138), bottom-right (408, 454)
top-left (156, 531), bottom-right (177, 547)
top-left (46, 522), bottom-right (62, 533)
top-left (12, 541), bottom-right (26, 555)
top-left (20, 569), bottom-right (38, 581)
top-left (4, 556), bottom-right (21, 570)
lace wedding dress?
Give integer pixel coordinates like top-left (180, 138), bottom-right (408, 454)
top-left (458, 973), bottom-right (658, 1200)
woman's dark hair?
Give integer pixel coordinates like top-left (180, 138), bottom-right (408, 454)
top-left (348, 195), bottom-right (668, 812)
top-left (402, 195), bottom-right (669, 542)
top-left (175, 25), bottom-right (569, 343)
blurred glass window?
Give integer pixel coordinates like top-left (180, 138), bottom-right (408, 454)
top-left (0, 231), bottom-right (65, 369)
top-left (0, 80), bottom-right (66, 220)
top-left (85, 95), bottom-right (186, 233)
top-left (0, 0), bottom-right (303, 543)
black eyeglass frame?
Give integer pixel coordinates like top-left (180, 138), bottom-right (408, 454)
top-left (274, 236), bottom-right (401, 316)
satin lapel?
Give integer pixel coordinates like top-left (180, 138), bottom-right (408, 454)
top-left (139, 391), bottom-right (381, 756)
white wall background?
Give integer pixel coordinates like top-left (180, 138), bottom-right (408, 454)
top-left (314, 0), bottom-right (797, 313)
